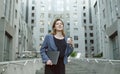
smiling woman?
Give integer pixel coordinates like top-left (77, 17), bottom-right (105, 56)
top-left (40, 18), bottom-right (74, 74)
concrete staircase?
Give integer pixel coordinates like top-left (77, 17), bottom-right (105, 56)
top-left (37, 58), bottom-right (120, 74)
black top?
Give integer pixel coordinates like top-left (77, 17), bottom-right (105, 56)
top-left (53, 36), bottom-right (67, 58)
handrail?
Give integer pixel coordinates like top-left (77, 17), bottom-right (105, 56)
top-left (70, 58), bottom-right (120, 64)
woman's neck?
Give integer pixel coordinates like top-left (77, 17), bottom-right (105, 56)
top-left (54, 32), bottom-right (64, 39)
top-left (55, 32), bottom-right (62, 37)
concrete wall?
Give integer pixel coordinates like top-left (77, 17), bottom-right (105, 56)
top-left (0, 59), bottom-right (43, 74)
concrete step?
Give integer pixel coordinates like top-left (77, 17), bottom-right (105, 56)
top-left (37, 59), bottom-right (87, 74)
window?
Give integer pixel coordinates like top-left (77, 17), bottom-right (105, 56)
top-left (85, 47), bottom-right (87, 51)
top-left (67, 23), bottom-right (70, 26)
top-left (83, 0), bottom-right (85, 4)
top-left (89, 26), bottom-right (93, 30)
top-left (40, 28), bottom-right (44, 33)
top-left (40, 20), bottom-right (44, 25)
top-left (104, 24), bottom-right (106, 30)
top-left (73, 13), bottom-right (77, 18)
top-left (74, 43), bottom-right (78, 48)
top-left (83, 6), bottom-right (86, 10)
top-left (40, 13), bottom-right (44, 18)
top-left (4, 32), bottom-right (12, 61)
top-left (74, 36), bottom-right (78, 40)
top-left (32, 13), bottom-right (34, 17)
top-left (40, 36), bottom-right (44, 41)
top-left (48, 14), bottom-right (51, 18)
top-left (31, 26), bottom-right (34, 30)
top-left (83, 19), bottom-right (86, 24)
top-left (32, 0), bottom-right (35, 4)
top-left (31, 19), bottom-right (34, 23)
top-left (111, 35), bottom-right (119, 59)
top-left (103, 9), bottom-right (105, 18)
top-left (84, 26), bottom-right (86, 30)
top-left (85, 33), bottom-right (87, 37)
top-left (41, 7), bottom-right (45, 11)
top-left (74, 28), bottom-right (78, 31)
top-left (74, 21), bottom-right (78, 25)
top-left (32, 6), bottom-right (35, 10)
top-left (83, 13), bottom-right (86, 17)
top-left (94, 2), bottom-right (98, 14)
top-left (16, 0), bottom-right (18, 3)
top-left (91, 47), bottom-right (94, 51)
top-left (90, 33), bottom-right (93, 37)
top-left (85, 40), bottom-right (87, 44)
top-left (15, 10), bottom-right (17, 18)
top-left (90, 40), bottom-right (94, 44)
top-left (48, 30), bottom-right (51, 33)
top-left (66, 14), bottom-right (70, 18)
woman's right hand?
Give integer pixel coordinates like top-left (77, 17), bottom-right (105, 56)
top-left (46, 60), bottom-right (53, 65)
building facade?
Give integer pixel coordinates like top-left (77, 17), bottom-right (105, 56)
top-left (0, 0), bottom-right (33, 62)
top-left (34, 0), bottom-right (85, 57)
top-left (91, 0), bottom-right (120, 59)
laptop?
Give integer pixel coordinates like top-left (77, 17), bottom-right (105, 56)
top-left (46, 51), bottom-right (60, 65)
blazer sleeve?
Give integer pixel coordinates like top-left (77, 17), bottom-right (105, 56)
top-left (40, 35), bottom-right (49, 63)
top-left (67, 44), bottom-right (74, 57)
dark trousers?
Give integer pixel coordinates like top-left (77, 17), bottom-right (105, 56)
top-left (45, 58), bottom-right (65, 74)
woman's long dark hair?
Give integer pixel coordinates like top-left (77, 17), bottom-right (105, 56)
top-left (51, 19), bottom-right (65, 36)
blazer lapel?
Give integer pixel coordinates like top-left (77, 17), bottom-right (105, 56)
top-left (49, 34), bottom-right (58, 50)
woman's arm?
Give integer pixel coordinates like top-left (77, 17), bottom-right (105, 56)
top-left (67, 44), bottom-right (74, 57)
top-left (40, 35), bottom-right (50, 63)
top-left (66, 37), bottom-right (74, 57)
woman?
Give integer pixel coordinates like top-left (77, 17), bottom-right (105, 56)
top-left (40, 18), bottom-right (74, 74)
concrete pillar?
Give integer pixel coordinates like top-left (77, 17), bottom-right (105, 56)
top-left (0, 18), bottom-right (5, 62)
top-left (117, 0), bottom-right (120, 59)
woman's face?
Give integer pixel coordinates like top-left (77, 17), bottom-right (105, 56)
top-left (54, 20), bottom-right (64, 31)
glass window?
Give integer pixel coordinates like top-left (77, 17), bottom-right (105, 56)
top-left (83, 6), bottom-right (86, 10)
top-left (32, 6), bottom-right (35, 10)
top-left (32, 13), bottom-right (34, 17)
top-left (40, 28), bottom-right (44, 33)
top-left (85, 40), bottom-right (87, 44)
top-left (74, 43), bottom-right (78, 48)
top-left (40, 20), bottom-right (44, 25)
top-left (40, 13), bottom-right (44, 18)
top-left (31, 19), bottom-right (34, 23)
top-left (74, 36), bottom-right (78, 40)
top-left (83, 13), bottom-right (86, 17)
top-left (83, 19), bottom-right (86, 24)
top-left (103, 9), bottom-right (105, 18)
top-left (15, 10), bottom-right (17, 18)
top-left (85, 47), bottom-right (87, 51)
top-left (16, 0), bottom-right (18, 3)
top-left (90, 40), bottom-right (94, 44)
top-left (32, 0), bottom-right (35, 4)
top-left (89, 26), bottom-right (93, 30)
top-left (90, 33), bottom-right (93, 37)
top-left (94, 2), bottom-right (98, 14)
top-left (40, 36), bottom-right (44, 41)
top-left (4, 32), bottom-right (12, 61)
top-left (74, 28), bottom-right (78, 31)
top-left (85, 33), bottom-right (87, 37)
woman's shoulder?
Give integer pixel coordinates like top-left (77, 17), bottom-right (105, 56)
top-left (45, 34), bottom-right (53, 37)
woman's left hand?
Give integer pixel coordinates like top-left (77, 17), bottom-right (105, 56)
top-left (67, 38), bottom-right (73, 46)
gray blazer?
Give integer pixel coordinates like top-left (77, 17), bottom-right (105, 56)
top-left (40, 34), bottom-right (74, 64)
